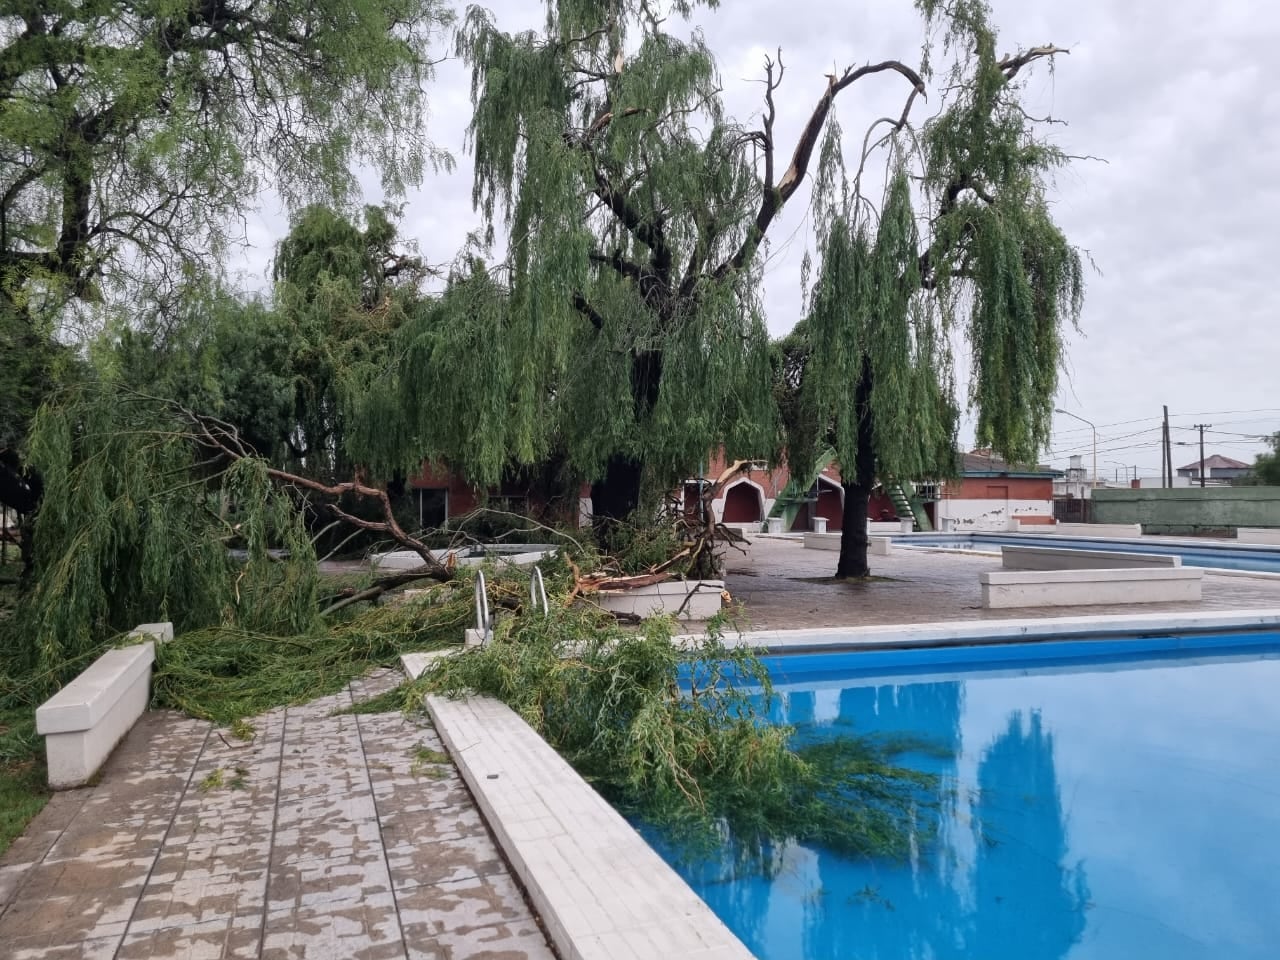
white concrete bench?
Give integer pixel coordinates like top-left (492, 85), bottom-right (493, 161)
top-left (596, 579), bottom-right (724, 620)
top-left (1026, 522), bottom-right (1144, 538)
top-left (803, 531), bottom-right (839, 550)
top-left (1237, 527), bottom-right (1280, 545)
top-left (805, 532), bottom-right (893, 555)
top-left (1002, 545), bottom-right (1178, 571)
top-left (35, 623), bottom-right (171, 788)
top-left (868, 520), bottom-right (905, 534)
top-left (980, 568), bottom-right (1202, 609)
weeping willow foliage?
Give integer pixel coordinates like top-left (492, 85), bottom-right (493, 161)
top-left (10, 383), bottom-right (317, 690)
top-left (151, 583), bottom-right (476, 723)
top-left (918, 0), bottom-right (1084, 462)
top-left (795, 162), bottom-right (958, 487)
top-left (786, 0), bottom-right (1084, 487)
top-left (347, 0), bottom-right (780, 497)
top-left (422, 609), bottom-right (939, 862)
top-left (346, 259), bottom-right (535, 486)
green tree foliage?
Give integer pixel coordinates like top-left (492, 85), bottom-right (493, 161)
top-left (106, 281), bottom-right (297, 460)
top-left (107, 205), bottom-right (423, 480)
top-left (436, 0), bottom-right (939, 525)
top-left (422, 607), bottom-right (938, 862)
top-left (1253, 433), bottom-right (1280, 486)
top-left (348, 256), bottom-right (526, 487)
top-left (271, 205), bottom-right (426, 481)
top-left (781, 0), bottom-right (1084, 578)
top-left (0, 0), bottom-right (450, 517)
top-left (12, 383), bottom-right (317, 686)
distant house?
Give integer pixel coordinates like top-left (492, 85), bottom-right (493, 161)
top-left (405, 446), bottom-right (1058, 534)
top-left (1176, 454), bottom-right (1252, 482)
top-left (932, 450), bottom-right (1061, 531)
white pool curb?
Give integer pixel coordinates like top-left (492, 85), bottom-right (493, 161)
top-left (689, 608), bottom-right (1280, 653)
top-left (426, 695), bottom-right (755, 960)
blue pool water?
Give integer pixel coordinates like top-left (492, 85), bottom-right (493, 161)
top-left (641, 636), bottom-right (1280, 960)
top-left (897, 533), bottom-right (1280, 573)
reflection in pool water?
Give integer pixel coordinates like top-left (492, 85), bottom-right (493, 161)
top-left (635, 643), bottom-right (1280, 960)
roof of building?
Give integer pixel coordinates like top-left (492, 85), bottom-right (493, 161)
top-left (1176, 454), bottom-right (1251, 472)
top-left (962, 450), bottom-right (1061, 478)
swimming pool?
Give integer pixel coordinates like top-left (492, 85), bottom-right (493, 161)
top-left (896, 532), bottom-right (1280, 573)
top-left (640, 633), bottom-right (1280, 960)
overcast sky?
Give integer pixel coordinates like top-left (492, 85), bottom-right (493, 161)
top-left (233, 0), bottom-right (1280, 480)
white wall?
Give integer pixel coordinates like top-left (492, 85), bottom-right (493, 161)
top-left (935, 498), bottom-right (1054, 532)
top-left (1137, 477), bottom-right (1193, 489)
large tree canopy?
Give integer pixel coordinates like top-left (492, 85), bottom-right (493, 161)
top-left (418, 0), bottom-right (1084, 547)
top-left (427, 0), bottom-right (952, 527)
top-left (781, 0), bottom-right (1084, 578)
top-left (0, 0), bottom-right (450, 516)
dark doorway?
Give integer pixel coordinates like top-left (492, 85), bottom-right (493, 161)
top-left (417, 488), bottom-right (448, 529)
top-left (722, 483), bottom-right (763, 523)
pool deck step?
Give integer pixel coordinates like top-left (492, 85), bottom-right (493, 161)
top-left (426, 694), bottom-right (755, 960)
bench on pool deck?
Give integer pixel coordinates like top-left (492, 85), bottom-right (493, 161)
top-left (980, 568), bottom-right (1203, 609)
top-left (1237, 527), bottom-right (1280, 545)
top-left (1001, 545), bottom-right (1179, 571)
top-left (35, 623), bottom-right (171, 788)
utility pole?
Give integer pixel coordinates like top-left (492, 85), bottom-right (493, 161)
top-left (1162, 405), bottom-right (1172, 488)
top-left (1194, 423), bottom-right (1211, 488)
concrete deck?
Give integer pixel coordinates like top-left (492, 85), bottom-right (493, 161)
top-left (0, 669), bottom-right (554, 960)
top-left (723, 535), bottom-right (1280, 630)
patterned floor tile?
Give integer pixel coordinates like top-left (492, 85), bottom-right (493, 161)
top-left (395, 874), bottom-right (532, 936)
top-left (261, 892), bottom-right (405, 959)
top-left (267, 854), bottom-right (393, 912)
top-left (117, 913), bottom-right (262, 959)
top-left (128, 868), bottom-right (268, 933)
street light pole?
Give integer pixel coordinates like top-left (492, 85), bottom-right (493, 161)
top-left (1056, 408), bottom-right (1098, 489)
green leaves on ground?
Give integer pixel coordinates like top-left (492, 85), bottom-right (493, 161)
top-left (420, 607), bottom-right (939, 863)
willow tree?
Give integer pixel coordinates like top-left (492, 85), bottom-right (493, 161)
top-left (446, 0), bottom-right (956, 531)
top-left (782, 0), bottom-right (1084, 579)
top-left (0, 0), bottom-right (450, 540)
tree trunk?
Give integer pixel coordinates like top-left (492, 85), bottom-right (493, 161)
top-left (835, 359), bottom-right (876, 580)
top-left (836, 481), bottom-right (872, 578)
top-left (589, 348), bottom-right (662, 548)
top-left (590, 453), bottom-right (644, 548)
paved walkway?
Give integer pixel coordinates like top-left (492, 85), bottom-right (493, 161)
top-left (0, 670), bottom-right (554, 960)
top-left (725, 536), bottom-right (1280, 630)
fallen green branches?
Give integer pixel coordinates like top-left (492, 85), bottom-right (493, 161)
top-left (418, 607), bottom-right (939, 864)
top-left (152, 583), bottom-right (472, 724)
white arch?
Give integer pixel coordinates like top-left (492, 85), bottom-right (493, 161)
top-left (711, 476), bottom-right (771, 523)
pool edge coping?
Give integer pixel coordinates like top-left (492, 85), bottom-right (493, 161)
top-left (425, 693), bottom-right (757, 960)
top-left (687, 607), bottom-right (1280, 653)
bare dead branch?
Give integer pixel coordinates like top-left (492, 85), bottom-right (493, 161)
top-left (998, 45), bottom-right (1069, 80)
top-left (714, 58), bottom-right (925, 280)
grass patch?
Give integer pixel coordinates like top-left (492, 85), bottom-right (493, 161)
top-left (409, 743), bottom-right (451, 778)
top-left (0, 704), bottom-right (49, 856)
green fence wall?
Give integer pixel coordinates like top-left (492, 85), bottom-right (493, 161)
top-left (1090, 487), bottom-right (1280, 535)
